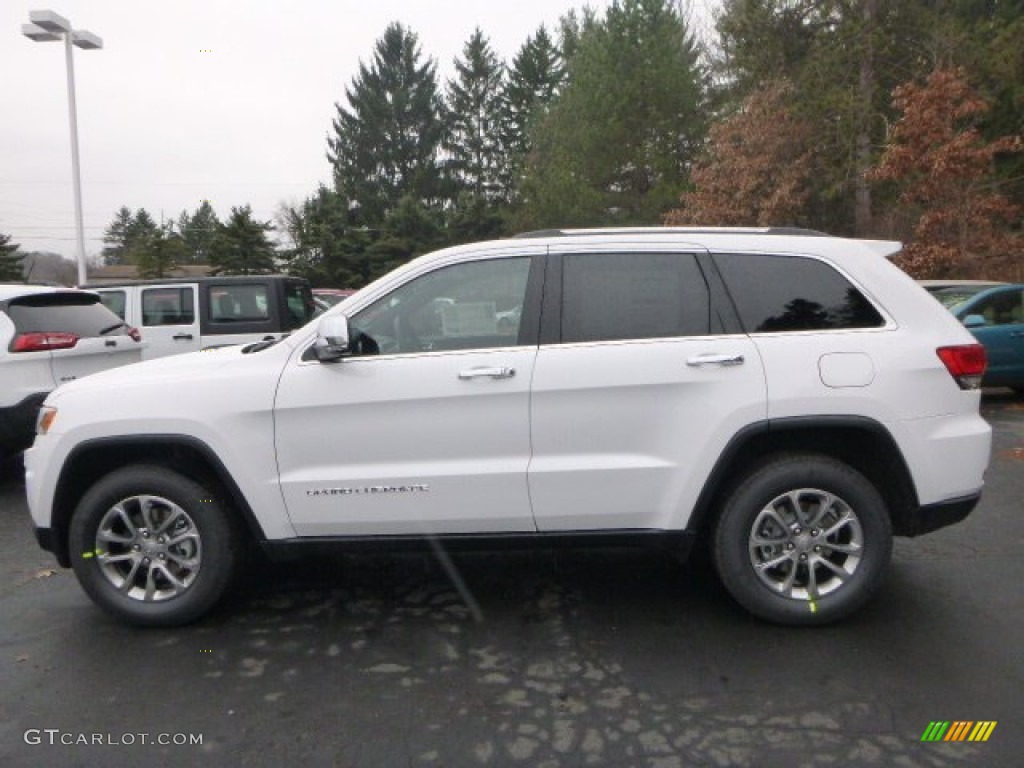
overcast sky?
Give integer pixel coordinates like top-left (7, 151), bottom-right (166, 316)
top-left (2, 1), bottom-right (717, 263)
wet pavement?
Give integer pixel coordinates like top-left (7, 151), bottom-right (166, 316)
top-left (1, 392), bottom-right (1022, 767)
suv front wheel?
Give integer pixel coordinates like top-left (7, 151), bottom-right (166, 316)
top-left (69, 466), bottom-right (240, 627)
top-left (713, 454), bottom-right (892, 626)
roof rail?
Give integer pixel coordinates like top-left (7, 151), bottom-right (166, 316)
top-left (513, 229), bottom-right (565, 239)
top-left (512, 227), bottom-right (832, 239)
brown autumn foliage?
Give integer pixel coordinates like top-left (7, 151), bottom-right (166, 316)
top-left (869, 68), bottom-right (1023, 279)
top-left (664, 80), bottom-right (815, 227)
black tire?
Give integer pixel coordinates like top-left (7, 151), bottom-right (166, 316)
top-left (1012, 387), bottom-right (1024, 398)
top-left (712, 454), bottom-right (892, 626)
top-left (69, 465), bottom-right (241, 627)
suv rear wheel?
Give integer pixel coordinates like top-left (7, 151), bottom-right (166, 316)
top-left (69, 466), bottom-right (240, 627)
top-left (713, 454), bottom-right (892, 626)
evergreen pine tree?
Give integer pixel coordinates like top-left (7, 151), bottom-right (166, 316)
top-left (101, 206), bottom-right (135, 265)
top-left (500, 24), bottom-right (564, 194)
top-left (0, 231), bottom-right (22, 282)
top-left (177, 201), bottom-right (221, 263)
top-left (282, 186), bottom-right (373, 288)
top-left (445, 29), bottom-right (507, 203)
top-left (365, 195), bottom-right (445, 282)
top-left (129, 209), bottom-right (159, 241)
top-left (209, 206), bottom-right (278, 276)
top-left (517, 0), bottom-right (707, 228)
top-left (327, 23), bottom-right (445, 224)
top-left (135, 225), bottom-right (188, 279)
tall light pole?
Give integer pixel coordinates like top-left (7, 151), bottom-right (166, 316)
top-left (22, 10), bottom-right (102, 287)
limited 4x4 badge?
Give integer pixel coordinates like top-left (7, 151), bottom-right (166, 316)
top-left (306, 484), bottom-right (430, 497)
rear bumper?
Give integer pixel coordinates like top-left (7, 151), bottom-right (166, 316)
top-left (0, 392), bottom-right (48, 456)
top-left (896, 492), bottom-right (981, 537)
top-left (890, 411), bottom-right (991, 510)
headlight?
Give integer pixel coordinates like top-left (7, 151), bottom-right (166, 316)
top-left (36, 406), bottom-right (58, 435)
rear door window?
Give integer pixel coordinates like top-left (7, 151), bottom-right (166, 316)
top-left (561, 252), bottom-right (711, 343)
top-left (713, 253), bottom-right (884, 332)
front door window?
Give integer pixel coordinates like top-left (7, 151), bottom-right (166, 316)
top-left (350, 258), bottom-right (531, 356)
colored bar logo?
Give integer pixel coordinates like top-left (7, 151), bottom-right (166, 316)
top-left (921, 721), bottom-right (997, 742)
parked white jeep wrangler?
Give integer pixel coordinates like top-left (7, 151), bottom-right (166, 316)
top-left (86, 275), bottom-right (315, 360)
top-left (25, 229), bottom-right (992, 626)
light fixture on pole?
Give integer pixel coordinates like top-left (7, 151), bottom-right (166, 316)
top-left (22, 10), bottom-right (103, 286)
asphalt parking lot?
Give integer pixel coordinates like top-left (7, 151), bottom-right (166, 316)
top-left (1, 393), bottom-right (1022, 768)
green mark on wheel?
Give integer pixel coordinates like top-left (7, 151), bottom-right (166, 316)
top-left (82, 549), bottom-right (104, 559)
top-left (809, 600), bottom-right (818, 614)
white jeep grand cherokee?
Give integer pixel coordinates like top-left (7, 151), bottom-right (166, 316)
top-left (25, 229), bottom-right (992, 627)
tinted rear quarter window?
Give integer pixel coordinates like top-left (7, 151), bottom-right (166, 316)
top-left (561, 252), bottom-right (711, 343)
top-left (713, 253), bottom-right (884, 332)
top-left (7, 293), bottom-right (128, 337)
top-left (208, 285), bottom-right (269, 322)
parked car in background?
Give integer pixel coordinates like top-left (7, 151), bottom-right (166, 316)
top-left (312, 288), bottom-right (356, 307)
top-left (1, 285), bottom-right (142, 460)
top-left (942, 283), bottom-right (1024, 394)
top-left (919, 280), bottom-right (1008, 309)
top-left (87, 275), bottom-right (316, 360)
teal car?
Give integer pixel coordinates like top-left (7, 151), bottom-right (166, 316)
top-left (933, 283), bottom-right (1024, 394)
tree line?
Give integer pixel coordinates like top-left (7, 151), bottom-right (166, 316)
top-left (98, 202), bottom-right (276, 277)
top-left (8, 0), bottom-right (1014, 285)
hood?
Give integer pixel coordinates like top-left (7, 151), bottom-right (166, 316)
top-left (47, 344), bottom-right (248, 402)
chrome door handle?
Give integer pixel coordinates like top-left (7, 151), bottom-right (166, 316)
top-left (686, 353), bottom-right (745, 367)
top-left (458, 366), bottom-right (516, 380)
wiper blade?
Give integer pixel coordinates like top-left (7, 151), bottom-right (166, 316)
top-left (242, 339), bottom-right (279, 354)
top-left (99, 322), bottom-right (128, 335)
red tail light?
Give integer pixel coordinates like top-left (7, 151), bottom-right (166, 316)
top-left (129, 327), bottom-right (142, 342)
top-left (936, 344), bottom-right (987, 390)
top-left (12, 332), bottom-right (79, 352)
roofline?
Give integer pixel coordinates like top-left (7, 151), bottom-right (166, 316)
top-left (0, 284), bottom-right (96, 301)
top-left (81, 274), bottom-right (305, 288)
top-left (513, 227), bottom-right (833, 239)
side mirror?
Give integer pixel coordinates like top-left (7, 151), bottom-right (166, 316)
top-left (962, 314), bottom-right (987, 329)
top-left (312, 315), bottom-right (351, 362)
